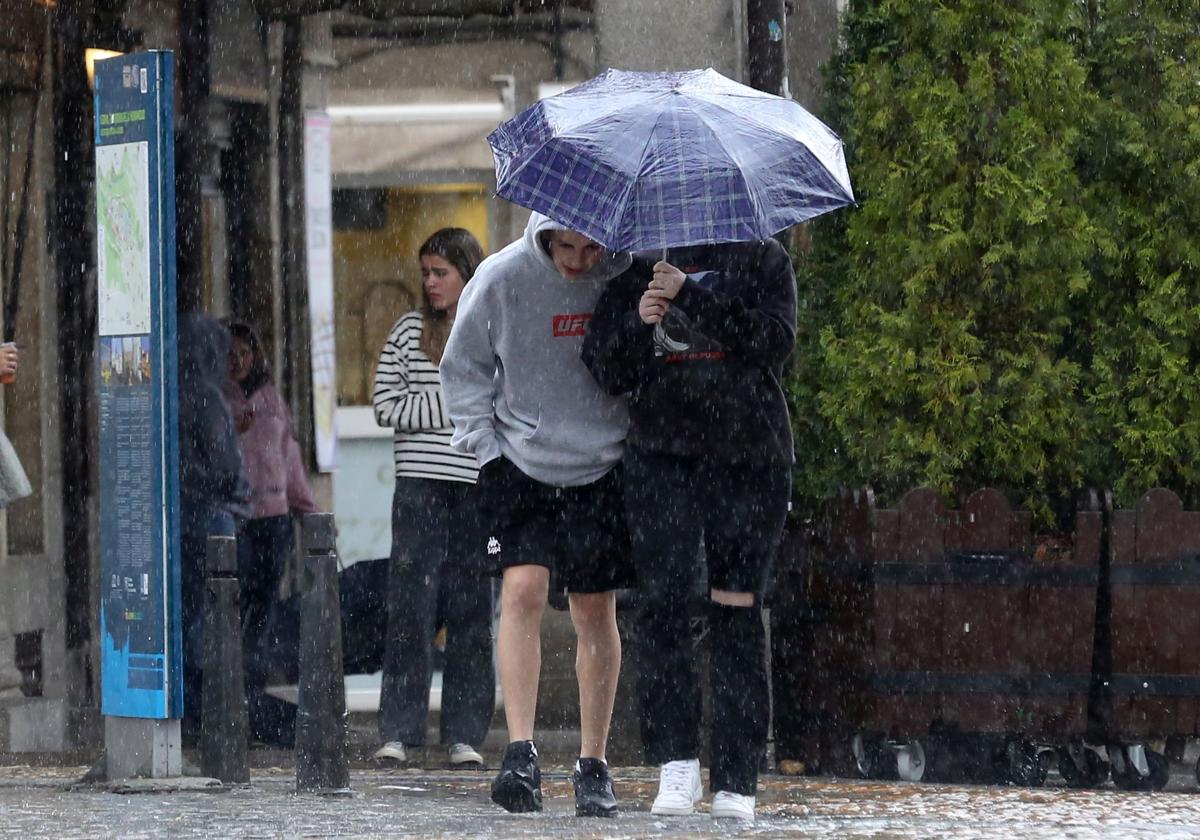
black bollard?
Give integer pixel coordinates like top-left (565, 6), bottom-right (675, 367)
top-left (201, 535), bottom-right (250, 784)
top-left (295, 512), bottom-right (350, 794)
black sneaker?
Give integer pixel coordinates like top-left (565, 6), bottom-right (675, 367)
top-left (572, 757), bottom-right (618, 818)
top-left (491, 740), bottom-right (543, 813)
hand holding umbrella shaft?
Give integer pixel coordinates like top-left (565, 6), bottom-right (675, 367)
top-left (651, 261), bottom-right (685, 297)
top-left (640, 262), bottom-right (685, 324)
top-left (639, 291), bottom-right (668, 324)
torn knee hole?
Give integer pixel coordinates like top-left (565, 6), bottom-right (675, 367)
top-left (710, 589), bottom-right (754, 607)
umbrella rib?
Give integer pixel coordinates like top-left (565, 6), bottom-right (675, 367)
top-left (553, 91), bottom-right (675, 148)
top-left (679, 101), bottom-right (764, 241)
top-left (685, 95), bottom-right (851, 194)
top-left (676, 101), bottom-right (850, 239)
top-left (546, 92), bottom-right (671, 136)
top-left (495, 91), bottom-right (674, 195)
top-left (616, 103), bottom-right (682, 248)
top-left (688, 94), bottom-right (830, 144)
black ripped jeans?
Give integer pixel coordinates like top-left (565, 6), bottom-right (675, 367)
top-left (625, 447), bottom-right (789, 794)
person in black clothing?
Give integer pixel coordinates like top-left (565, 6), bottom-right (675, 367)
top-left (177, 313), bottom-right (251, 741)
top-left (582, 240), bottom-right (796, 823)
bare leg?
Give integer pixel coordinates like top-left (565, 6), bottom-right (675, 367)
top-left (569, 590), bottom-right (621, 761)
top-left (711, 588), bottom-right (754, 607)
top-left (497, 565), bottom-right (549, 742)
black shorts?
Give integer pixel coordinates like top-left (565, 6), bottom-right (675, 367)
top-left (476, 456), bottom-right (635, 594)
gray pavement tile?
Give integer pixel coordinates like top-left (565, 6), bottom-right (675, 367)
top-left (1, 765), bottom-right (1200, 838)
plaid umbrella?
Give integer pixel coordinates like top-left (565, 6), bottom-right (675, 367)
top-left (488, 68), bottom-right (854, 252)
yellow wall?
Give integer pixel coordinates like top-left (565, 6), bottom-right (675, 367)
top-left (334, 184), bottom-right (490, 406)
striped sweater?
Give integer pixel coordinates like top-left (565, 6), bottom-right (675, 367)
top-left (373, 311), bottom-right (479, 483)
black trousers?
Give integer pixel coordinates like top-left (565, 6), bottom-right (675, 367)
top-left (180, 502), bottom-right (236, 740)
top-left (625, 448), bottom-right (789, 794)
top-left (237, 514), bottom-right (296, 744)
top-left (378, 477), bottom-right (495, 747)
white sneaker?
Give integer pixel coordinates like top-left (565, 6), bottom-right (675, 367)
top-left (711, 790), bottom-right (755, 821)
top-left (651, 758), bottom-right (703, 815)
top-left (373, 741), bottom-right (407, 766)
top-left (448, 743), bottom-right (484, 767)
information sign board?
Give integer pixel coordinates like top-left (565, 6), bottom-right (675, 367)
top-left (94, 51), bottom-right (181, 718)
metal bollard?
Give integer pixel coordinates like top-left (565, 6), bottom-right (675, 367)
top-left (201, 535), bottom-right (250, 784)
top-left (295, 512), bottom-right (351, 794)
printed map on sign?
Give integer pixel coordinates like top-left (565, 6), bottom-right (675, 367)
top-left (96, 141), bottom-right (152, 336)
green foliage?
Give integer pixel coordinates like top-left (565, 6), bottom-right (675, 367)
top-left (790, 0), bottom-right (1200, 521)
top-left (1074, 2), bottom-right (1200, 506)
top-left (792, 0), bottom-right (1097, 521)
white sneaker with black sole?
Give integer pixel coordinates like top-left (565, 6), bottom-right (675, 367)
top-left (711, 790), bottom-right (755, 821)
top-left (651, 758), bottom-right (703, 815)
top-left (448, 743), bottom-right (484, 768)
top-left (373, 741), bottom-right (407, 766)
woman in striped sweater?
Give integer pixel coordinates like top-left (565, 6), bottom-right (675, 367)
top-left (371, 227), bottom-right (494, 768)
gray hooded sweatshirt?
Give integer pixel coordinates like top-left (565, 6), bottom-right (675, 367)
top-left (440, 213), bottom-right (632, 487)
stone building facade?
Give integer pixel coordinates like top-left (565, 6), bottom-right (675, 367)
top-left (0, 0), bottom-right (840, 752)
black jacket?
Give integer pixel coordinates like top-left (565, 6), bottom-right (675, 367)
top-left (582, 239), bottom-right (797, 464)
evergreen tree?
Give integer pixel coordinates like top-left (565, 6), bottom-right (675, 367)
top-left (792, 0), bottom-right (1097, 520)
top-left (1075, 1), bottom-right (1200, 505)
top-left (786, 5), bottom-right (862, 514)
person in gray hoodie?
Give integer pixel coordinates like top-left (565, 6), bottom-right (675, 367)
top-left (440, 213), bottom-right (639, 817)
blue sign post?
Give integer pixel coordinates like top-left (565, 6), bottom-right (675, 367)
top-left (94, 50), bottom-right (181, 777)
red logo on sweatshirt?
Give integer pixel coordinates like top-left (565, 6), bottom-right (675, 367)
top-left (553, 313), bottom-right (591, 337)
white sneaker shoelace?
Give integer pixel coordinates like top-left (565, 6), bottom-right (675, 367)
top-left (652, 759), bottom-right (702, 815)
top-left (660, 761), bottom-right (696, 792)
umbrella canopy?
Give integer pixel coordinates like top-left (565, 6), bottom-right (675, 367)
top-left (488, 67), bottom-right (854, 252)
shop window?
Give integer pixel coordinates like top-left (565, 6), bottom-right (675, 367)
top-left (333, 184), bottom-right (490, 407)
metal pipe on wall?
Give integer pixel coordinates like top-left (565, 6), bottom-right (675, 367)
top-left (176, 0), bottom-right (211, 314)
top-left (746, 0), bottom-right (788, 97)
top-left (277, 16), bottom-right (313, 461)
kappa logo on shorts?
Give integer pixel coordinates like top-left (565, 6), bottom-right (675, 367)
top-left (487, 536), bottom-right (502, 555)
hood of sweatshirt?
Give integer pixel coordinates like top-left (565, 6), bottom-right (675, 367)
top-left (176, 313), bottom-right (249, 508)
top-left (524, 212), bottom-right (633, 284)
top-left (178, 312), bottom-right (230, 387)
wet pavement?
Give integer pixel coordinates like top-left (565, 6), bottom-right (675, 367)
top-left (3, 762), bottom-right (1200, 838)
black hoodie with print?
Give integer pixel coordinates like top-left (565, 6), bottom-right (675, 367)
top-left (582, 238), bottom-right (797, 465)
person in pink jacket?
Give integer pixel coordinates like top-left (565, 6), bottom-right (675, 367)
top-left (224, 319), bottom-right (318, 745)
